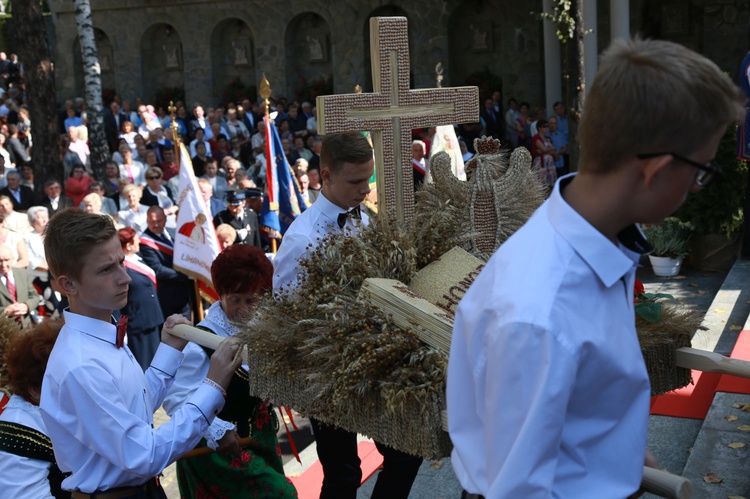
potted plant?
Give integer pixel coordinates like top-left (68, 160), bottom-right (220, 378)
top-left (642, 217), bottom-right (694, 276)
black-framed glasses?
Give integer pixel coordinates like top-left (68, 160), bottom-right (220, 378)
top-left (147, 176), bottom-right (161, 180)
top-left (637, 152), bottom-right (722, 187)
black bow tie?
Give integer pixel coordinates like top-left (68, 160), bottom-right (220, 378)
top-left (337, 206), bottom-right (361, 229)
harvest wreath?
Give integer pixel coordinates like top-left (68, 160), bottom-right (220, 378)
top-left (236, 137), bottom-right (701, 459)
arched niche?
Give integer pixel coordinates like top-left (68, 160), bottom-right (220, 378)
top-left (140, 23), bottom-right (185, 105)
top-left (210, 18), bottom-right (255, 104)
top-left (447, 3), bottom-right (507, 99)
top-left (72, 28), bottom-right (116, 100)
top-left (283, 12), bottom-right (332, 101)
top-left (362, 6), bottom-right (410, 92)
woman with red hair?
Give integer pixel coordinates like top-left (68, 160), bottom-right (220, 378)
top-left (0, 319), bottom-right (70, 498)
top-left (164, 245), bottom-right (297, 498)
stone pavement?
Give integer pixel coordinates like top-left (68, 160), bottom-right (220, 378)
top-left (154, 261), bottom-right (735, 498)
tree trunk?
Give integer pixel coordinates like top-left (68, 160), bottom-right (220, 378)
top-left (568, 0), bottom-right (585, 172)
top-left (74, 0), bottom-right (108, 180)
top-left (9, 0), bottom-right (61, 186)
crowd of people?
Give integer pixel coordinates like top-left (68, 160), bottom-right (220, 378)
top-left (1, 35), bottom-right (739, 499)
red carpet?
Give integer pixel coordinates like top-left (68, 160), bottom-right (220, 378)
top-left (289, 441), bottom-right (384, 499)
top-left (650, 330), bottom-right (750, 419)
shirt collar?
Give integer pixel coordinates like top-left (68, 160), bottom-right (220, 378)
top-left (547, 174), bottom-right (648, 288)
top-left (316, 192), bottom-right (350, 223)
top-left (63, 309), bottom-right (117, 346)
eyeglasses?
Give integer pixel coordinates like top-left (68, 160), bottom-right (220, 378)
top-left (147, 176), bottom-right (161, 180)
top-left (636, 152), bottom-right (722, 187)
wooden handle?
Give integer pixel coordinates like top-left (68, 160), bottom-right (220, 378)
top-left (641, 467), bottom-right (692, 499)
top-left (168, 324), bottom-right (224, 350)
top-left (179, 436), bottom-right (257, 460)
top-left (675, 347), bottom-right (750, 379)
top-left (165, 324), bottom-right (249, 363)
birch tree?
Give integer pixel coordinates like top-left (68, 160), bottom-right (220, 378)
top-left (8, 0), bottom-right (62, 184)
top-left (73, 0), bottom-right (108, 179)
top-left (537, 0), bottom-right (585, 170)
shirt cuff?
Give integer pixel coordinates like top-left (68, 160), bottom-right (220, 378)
top-left (150, 343), bottom-right (185, 378)
top-left (189, 383), bottom-right (226, 425)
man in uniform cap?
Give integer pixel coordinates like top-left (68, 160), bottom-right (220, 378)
top-left (212, 190), bottom-right (262, 247)
top-left (245, 188), bottom-right (263, 215)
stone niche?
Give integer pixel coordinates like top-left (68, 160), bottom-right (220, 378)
top-left (210, 17), bottom-right (255, 104)
top-left (140, 23), bottom-right (185, 104)
top-left (284, 12), bottom-right (333, 100)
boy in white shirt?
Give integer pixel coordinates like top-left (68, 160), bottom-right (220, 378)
top-left (40, 209), bottom-right (241, 497)
top-left (448, 38), bottom-right (746, 498)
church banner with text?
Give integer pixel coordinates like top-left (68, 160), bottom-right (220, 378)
top-left (173, 144), bottom-right (221, 287)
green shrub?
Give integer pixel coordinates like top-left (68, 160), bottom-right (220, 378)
top-left (674, 123), bottom-right (746, 237)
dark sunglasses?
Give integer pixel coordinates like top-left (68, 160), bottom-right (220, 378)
top-left (147, 176), bottom-right (161, 180)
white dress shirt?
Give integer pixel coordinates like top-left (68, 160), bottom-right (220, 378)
top-left (117, 205), bottom-right (150, 235)
top-left (40, 310), bottom-right (225, 493)
top-left (118, 161), bottom-right (146, 186)
top-left (24, 230), bottom-right (46, 276)
top-left (189, 139), bottom-right (212, 158)
top-left (447, 175), bottom-right (651, 498)
top-left (273, 192), bottom-right (368, 291)
top-left (0, 395), bottom-right (54, 498)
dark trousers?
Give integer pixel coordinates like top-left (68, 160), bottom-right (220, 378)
top-left (310, 418), bottom-right (423, 499)
top-left (72, 478), bottom-right (166, 499)
top-left (461, 491), bottom-right (485, 499)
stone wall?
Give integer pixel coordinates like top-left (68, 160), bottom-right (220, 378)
top-left (47, 0), bottom-right (750, 112)
top-left (48, 0), bottom-right (541, 106)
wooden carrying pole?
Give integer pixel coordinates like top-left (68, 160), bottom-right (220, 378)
top-left (167, 322), bottom-right (694, 497)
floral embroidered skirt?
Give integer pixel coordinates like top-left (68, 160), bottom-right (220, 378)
top-left (176, 406), bottom-right (298, 498)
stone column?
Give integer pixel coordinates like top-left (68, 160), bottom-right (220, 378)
top-left (610, 0), bottom-right (630, 41)
top-left (542, 0), bottom-right (563, 115)
top-left (583, 0), bottom-right (598, 95)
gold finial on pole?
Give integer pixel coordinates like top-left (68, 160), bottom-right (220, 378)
top-left (168, 101), bottom-right (180, 166)
top-left (435, 63), bottom-right (444, 88)
top-left (260, 73), bottom-right (272, 118)
top-left (354, 84), bottom-right (362, 94)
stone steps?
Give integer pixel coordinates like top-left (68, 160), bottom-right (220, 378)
top-left (645, 259), bottom-right (750, 498)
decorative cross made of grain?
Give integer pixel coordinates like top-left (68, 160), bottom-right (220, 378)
top-left (316, 16), bottom-right (479, 223)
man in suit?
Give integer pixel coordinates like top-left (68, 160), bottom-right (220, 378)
top-left (39, 180), bottom-right (74, 216)
top-left (188, 104), bottom-right (212, 140)
top-left (481, 98), bottom-right (502, 139)
top-left (0, 171), bottom-right (35, 212)
top-left (197, 178), bottom-right (226, 219)
top-left (103, 101), bottom-right (126, 153)
top-left (138, 206), bottom-right (191, 319)
top-left (0, 244), bottom-right (40, 328)
top-left (212, 190), bottom-right (261, 247)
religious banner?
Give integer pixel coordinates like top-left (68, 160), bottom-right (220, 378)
top-left (173, 144), bottom-right (221, 287)
top-left (260, 117), bottom-right (307, 235)
top-left (429, 125), bottom-right (466, 181)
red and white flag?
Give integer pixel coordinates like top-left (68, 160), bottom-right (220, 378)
top-left (173, 144), bottom-right (221, 288)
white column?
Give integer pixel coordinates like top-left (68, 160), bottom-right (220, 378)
top-left (542, 0), bottom-right (562, 116)
top-left (583, 0), bottom-right (598, 95)
top-left (610, 0), bottom-right (631, 41)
